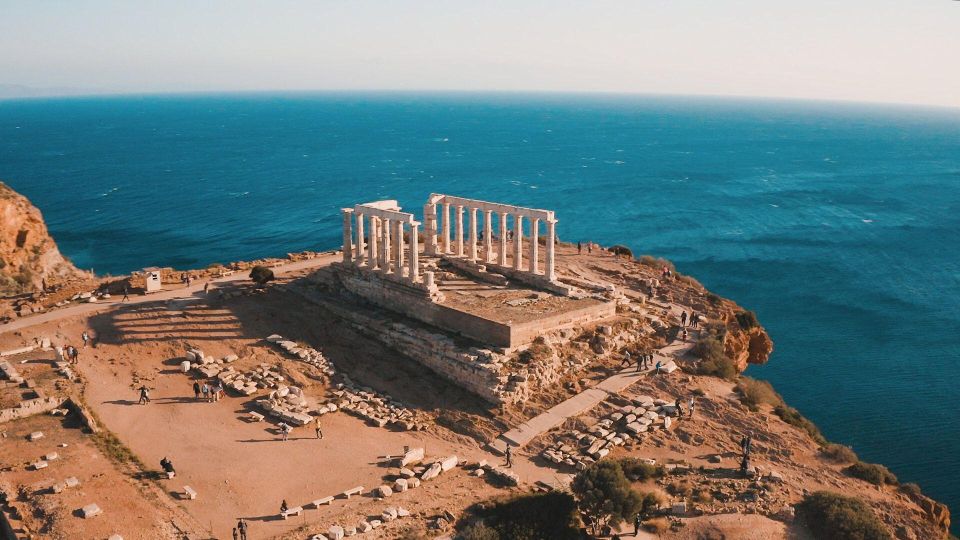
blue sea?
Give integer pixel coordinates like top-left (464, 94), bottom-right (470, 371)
top-left (2, 92), bottom-right (959, 519)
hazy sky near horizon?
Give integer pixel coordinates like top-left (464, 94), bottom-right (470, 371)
top-left (1, 1), bottom-right (958, 107)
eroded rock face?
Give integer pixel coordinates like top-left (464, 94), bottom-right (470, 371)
top-left (0, 182), bottom-right (87, 293)
top-left (725, 325), bottom-right (775, 372)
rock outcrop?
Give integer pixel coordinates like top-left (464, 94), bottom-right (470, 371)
top-left (0, 181), bottom-right (87, 293)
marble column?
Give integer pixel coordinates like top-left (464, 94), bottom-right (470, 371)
top-left (468, 207), bottom-right (478, 262)
top-left (546, 219), bottom-right (557, 281)
top-left (455, 205), bottom-right (465, 257)
top-left (529, 218), bottom-right (540, 274)
top-left (498, 212), bottom-right (508, 266)
top-left (409, 223), bottom-right (420, 281)
top-left (513, 214), bottom-right (523, 270)
top-left (368, 217), bottom-right (379, 269)
top-left (442, 202), bottom-right (451, 254)
top-left (395, 220), bottom-right (405, 273)
top-left (341, 209), bottom-right (354, 263)
top-left (380, 218), bottom-right (391, 274)
top-left (483, 210), bottom-right (493, 263)
top-left (355, 212), bottom-right (366, 266)
top-left (423, 203), bottom-right (438, 256)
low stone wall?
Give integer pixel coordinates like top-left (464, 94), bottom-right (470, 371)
top-left (0, 396), bottom-right (62, 424)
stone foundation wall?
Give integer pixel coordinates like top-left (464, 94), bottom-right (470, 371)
top-left (334, 265), bottom-right (615, 349)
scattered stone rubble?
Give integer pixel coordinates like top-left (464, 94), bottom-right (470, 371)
top-left (540, 395), bottom-right (682, 470)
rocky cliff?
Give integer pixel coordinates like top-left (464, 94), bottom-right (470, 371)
top-left (0, 181), bottom-right (87, 294)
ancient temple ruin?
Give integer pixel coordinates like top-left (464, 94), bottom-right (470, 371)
top-left (331, 194), bottom-right (614, 353)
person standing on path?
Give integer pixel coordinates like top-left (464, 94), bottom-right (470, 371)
top-left (232, 528), bottom-right (239, 540)
top-left (121, 286), bottom-right (129, 302)
top-left (635, 512), bottom-right (642, 535)
top-left (505, 445), bottom-right (513, 468)
top-left (577, 241), bottom-right (582, 254)
top-left (620, 350), bottom-right (632, 368)
top-left (675, 398), bottom-right (683, 417)
top-left (681, 311), bottom-right (688, 327)
top-left (204, 282), bottom-right (210, 294)
top-left (280, 499), bottom-right (288, 515)
top-left (138, 385), bottom-right (150, 405)
top-left (81, 331), bottom-right (90, 348)
top-left (688, 397), bottom-right (696, 418)
top-left (192, 382), bottom-right (201, 401)
top-left (315, 417), bottom-right (323, 440)
top-left (280, 422), bottom-right (292, 441)
top-left (237, 519), bottom-right (248, 540)
top-left (201, 382), bottom-right (210, 402)
top-left (655, 360), bottom-right (662, 375)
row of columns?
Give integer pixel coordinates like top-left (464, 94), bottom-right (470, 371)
top-left (342, 209), bottom-right (420, 283)
top-left (425, 201), bottom-right (556, 281)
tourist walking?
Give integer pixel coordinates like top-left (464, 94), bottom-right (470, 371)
top-left (204, 282), bottom-right (210, 294)
top-left (138, 385), bottom-right (150, 405)
top-left (688, 397), bottom-right (695, 417)
top-left (201, 382), bottom-right (210, 402)
top-left (232, 528), bottom-right (239, 540)
top-left (682, 328), bottom-right (689, 341)
top-left (655, 360), bottom-right (662, 375)
top-left (635, 513), bottom-right (642, 535)
top-left (681, 311), bottom-right (688, 327)
top-left (121, 286), bottom-right (129, 302)
top-left (675, 398), bottom-right (683, 417)
top-left (160, 457), bottom-right (175, 478)
top-left (577, 241), bottom-right (582, 254)
top-left (193, 382), bottom-right (201, 400)
top-left (587, 243), bottom-right (592, 254)
top-left (620, 350), bottom-right (632, 368)
top-left (280, 499), bottom-right (288, 515)
top-left (81, 331), bottom-right (90, 348)
top-left (505, 445), bottom-right (513, 468)
top-left (691, 313), bottom-right (700, 329)
top-left (237, 519), bottom-right (248, 540)
top-left (279, 422), bottom-right (292, 441)
top-left (315, 418), bottom-right (324, 440)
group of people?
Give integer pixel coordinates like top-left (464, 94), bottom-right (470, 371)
top-left (192, 380), bottom-right (224, 402)
top-left (232, 518), bottom-right (248, 540)
top-left (620, 350), bottom-right (657, 373)
top-left (576, 241), bottom-right (595, 254)
top-left (679, 310), bottom-right (701, 329)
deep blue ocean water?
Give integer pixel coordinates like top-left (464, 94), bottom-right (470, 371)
top-left (2, 92), bottom-right (959, 519)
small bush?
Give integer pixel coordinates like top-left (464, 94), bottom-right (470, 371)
top-left (774, 404), bottom-right (827, 445)
top-left (735, 377), bottom-right (782, 411)
top-left (458, 522), bottom-right (500, 540)
top-left (695, 336), bottom-right (737, 380)
top-left (609, 245), bottom-right (634, 258)
top-left (691, 387), bottom-right (706, 396)
top-left (644, 517), bottom-right (670, 533)
top-left (637, 255), bottom-right (675, 272)
top-left (821, 444), bottom-right (859, 464)
top-left (692, 488), bottom-right (714, 504)
top-left (735, 310), bottom-right (759, 329)
top-left (572, 460), bottom-right (644, 534)
top-left (846, 461), bottom-right (898, 486)
top-left (677, 274), bottom-right (703, 289)
top-left (249, 265), bottom-right (275, 285)
top-left (666, 478), bottom-right (693, 497)
top-left (517, 337), bottom-right (553, 364)
top-left (467, 492), bottom-right (580, 540)
top-left (617, 457), bottom-right (664, 481)
top-left (899, 483), bottom-right (922, 497)
top-left (706, 292), bottom-right (721, 304)
top-left (795, 491), bottom-right (892, 540)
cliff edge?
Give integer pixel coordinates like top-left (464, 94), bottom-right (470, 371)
top-left (0, 181), bottom-right (88, 294)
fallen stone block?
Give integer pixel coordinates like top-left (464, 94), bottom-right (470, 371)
top-left (439, 455), bottom-right (458, 472)
top-left (28, 431), bottom-right (44, 441)
top-left (327, 525), bottom-right (344, 540)
top-left (50, 483), bottom-right (65, 494)
top-left (358, 521), bottom-right (372, 533)
top-left (397, 507), bottom-right (411, 518)
top-left (394, 479), bottom-right (408, 492)
top-left (32, 461), bottom-right (48, 470)
top-left (408, 477), bottom-right (421, 489)
top-left (420, 462), bottom-right (442, 481)
top-left (399, 447), bottom-right (424, 467)
top-left (369, 519), bottom-right (382, 529)
top-left (381, 507), bottom-right (398, 521)
top-left (108, 535), bottom-right (123, 540)
top-left (376, 485), bottom-right (393, 498)
top-left (44, 452), bottom-right (59, 461)
top-left (65, 476), bottom-right (80, 488)
top-left (81, 503), bottom-right (102, 518)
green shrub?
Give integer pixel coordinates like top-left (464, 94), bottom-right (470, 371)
top-left (795, 491), bottom-right (891, 540)
top-left (609, 245), bottom-right (634, 258)
top-left (465, 492), bottom-right (580, 540)
top-left (706, 292), bottom-right (721, 304)
top-left (821, 444), bottom-right (859, 464)
top-left (899, 483), bottom-right (922, 497)
top-left (695, 336), bottom-right (737, 380)
top-left (846, 461), bottom-right (898, 486)
top-left (735, 377), bottom-right (782, 410)
top-left (735, 310), bottom-right (759, 329)
top-left (572, 460), bottom-right (644, 534)
top-left (643, 517), bottom-right (669, 533)
top-left (617, 457), bottom-right (665, 481)
top-left (637, 255), bottom-right (675, 271)
top-left (774, 404), bottom-right (827, 445)
top-left (249, 265), bottom-right (275, 285)
top-left (458, 522), bottom-right (500, 540)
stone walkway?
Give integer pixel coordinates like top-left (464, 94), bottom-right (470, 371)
top-left (0, 253), bottom-right (340, 337)
top-left (488, 309), bottom-right (697, 456)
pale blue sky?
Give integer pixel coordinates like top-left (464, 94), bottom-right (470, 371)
top-left (1, 1), bottom-right (957, 107)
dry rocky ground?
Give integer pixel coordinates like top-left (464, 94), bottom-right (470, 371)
top-left (0, 242), bottom-right (951, 540)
